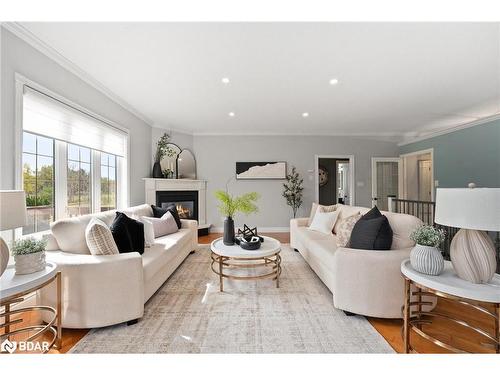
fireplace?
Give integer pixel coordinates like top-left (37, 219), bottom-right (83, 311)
top-left (156, 191), bottom-right (198, 221)
top-left (144, 178), bottom-right (209, 235)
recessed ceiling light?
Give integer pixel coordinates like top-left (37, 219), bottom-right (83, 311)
top-left (329, 78), bottom-right (339, 85)
top-left (228, 112), bottom-right (235, 117)
top-left (302, 112), bottom-right (309, 118)
top-left (221, 77), bottom-right (230, 84)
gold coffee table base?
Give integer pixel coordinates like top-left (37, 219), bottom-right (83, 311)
top-left (210, 251), bottom-right (282, 292)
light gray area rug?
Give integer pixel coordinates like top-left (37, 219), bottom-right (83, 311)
top-left (70, 245), bottom-right (394, 353)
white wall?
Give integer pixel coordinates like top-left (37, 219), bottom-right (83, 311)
top-left (193, 135), bottom-right (399, 229)
top-left (0, 28), bottom-right (152, 204)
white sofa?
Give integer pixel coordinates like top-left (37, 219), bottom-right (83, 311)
top-left (37, 204), bottom-right (198, 329)
top-left (291, 204), bottom-right (423, 319)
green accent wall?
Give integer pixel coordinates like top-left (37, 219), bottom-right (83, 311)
top-left (399, 119), bottom-right (500, 188)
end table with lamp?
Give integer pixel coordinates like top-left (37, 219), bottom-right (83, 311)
top-left (0, 190), bottom-right (62, 353)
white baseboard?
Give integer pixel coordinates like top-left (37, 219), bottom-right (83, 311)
top-left (211, 226), bottom-right (290, 233)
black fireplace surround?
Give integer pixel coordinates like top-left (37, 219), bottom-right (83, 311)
top-left (156, 191), bottom-right (198, 221)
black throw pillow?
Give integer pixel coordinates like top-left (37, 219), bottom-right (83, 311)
top-left (110, 212), bottom-right (145, 255)
top-left (349, 205), bottom-right (393, 250)
top-left (151, 204), bottom-right (182, 229)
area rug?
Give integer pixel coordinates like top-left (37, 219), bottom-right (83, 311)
top-left (70, 244), bottom-right (394, 353)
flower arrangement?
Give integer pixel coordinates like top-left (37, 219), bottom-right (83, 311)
top-left (11, 237), bottom-right (47, 256)
top-left (214, 190), bottom-right (260, 218)
top-left (154, 133), bottom-right (176, 163)
top-left (410, 225), bottom-right (446, 248)
top-left (282, 166), bottom-right (303, 218)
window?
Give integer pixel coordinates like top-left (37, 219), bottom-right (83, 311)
top-left (67, 144), bottom-right (92, 217)
top-left (19, 82), bottom-right (129, 234)
top-left (100, 152), bottom-right (117, 212)
top-left (22, 132), bottom-right (55, 234)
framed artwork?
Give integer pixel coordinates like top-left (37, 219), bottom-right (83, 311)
top-left (236, 161), bottom-right (287, 180)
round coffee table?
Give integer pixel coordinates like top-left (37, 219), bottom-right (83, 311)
top-left (210, 236), bottom-right (281, 292)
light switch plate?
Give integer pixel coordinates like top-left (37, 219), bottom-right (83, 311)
top-left (434, 180), bottom-right (439, 187)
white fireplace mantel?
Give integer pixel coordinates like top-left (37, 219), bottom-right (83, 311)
top-left (143, 178), bottom-right (208, 227)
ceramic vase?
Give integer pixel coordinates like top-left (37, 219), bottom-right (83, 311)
top-left (152, 162), bottom-right (163, 178)
top-left (14, 251), bottom-right (46, 275)
top-left (223, 217), bottom-right (235, 246)
top-left (410, 244), bottom-right (444, 276)
top-left (450, 228), bottom-right (496, 284)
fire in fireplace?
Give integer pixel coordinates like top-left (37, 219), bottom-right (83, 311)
top-left (156, 191), bottom-right (198, 221)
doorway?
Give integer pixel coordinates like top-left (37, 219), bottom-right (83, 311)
top-left (371, 157), bottom-right (401, 211)
top-left (315, 155), bottom-right (355, 206)
top-left (400, 148), bottom-right (434, 202)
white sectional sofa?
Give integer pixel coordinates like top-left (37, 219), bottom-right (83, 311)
top-left (290, 204), bottom-right (423, 319)
top-left (38, 204), bottom-right (198, 329)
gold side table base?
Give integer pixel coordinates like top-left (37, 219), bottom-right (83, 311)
top-left (403, 276), bottom-right (500, 354)
top-left (0, 271), bottom-right (62, 354)
top-left (211, 251), bottom-right (282, 292)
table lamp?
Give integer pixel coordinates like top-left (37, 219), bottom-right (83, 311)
top-left (435, 186), bottom-right (500, 284)
top-left (0, 190), bottom-right (27, 276)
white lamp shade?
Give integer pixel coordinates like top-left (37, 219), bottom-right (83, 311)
top-left (435, 188), bottom-right (500, 231)
top-left (0, 190), bottom-right (27, 230)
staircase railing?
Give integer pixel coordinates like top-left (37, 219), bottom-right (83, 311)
top-left (387, 197), bottom-right (500, 270)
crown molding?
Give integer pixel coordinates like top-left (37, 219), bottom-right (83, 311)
top-left (1, 22), bottom-right (154, 126)
top-left (398, 112), bottom-right (500, 146)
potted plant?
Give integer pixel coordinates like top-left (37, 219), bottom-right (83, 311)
top-left (11, 237), bottom-right (47, 275)
top-left (409, 225), bottom-right (446, 276)
top-left (282, 166), bottom-right (303, 218)
top-left (153, 133), bottom-right (174, 178)
top-left (214, 190), bottom-right (260, 245)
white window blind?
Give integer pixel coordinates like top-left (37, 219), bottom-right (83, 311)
top-left (23, 86), bottom-right (128, 157)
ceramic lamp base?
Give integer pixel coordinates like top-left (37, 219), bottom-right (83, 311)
top-left (0, 237), bottom-right (9, 277)
top-left (450, 229), bottom-right (497, 284)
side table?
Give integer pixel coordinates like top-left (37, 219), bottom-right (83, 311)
top-left (0, 262), bottom-right (62, 353)
top-left (401, 259), bottom-right (499, 353)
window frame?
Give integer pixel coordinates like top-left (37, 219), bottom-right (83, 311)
top-left (15, 74), bottom-right (130, 235)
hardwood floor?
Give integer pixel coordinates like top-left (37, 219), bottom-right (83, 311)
top-left (4, 232), bottom-right (496, 354)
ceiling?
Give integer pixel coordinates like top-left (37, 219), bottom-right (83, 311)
top-left (15, 22), bottom-right (500, 140)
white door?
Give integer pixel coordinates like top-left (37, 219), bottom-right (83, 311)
top-left (372, 158), bottom-right (401, 211)
top-left (418, 160), bottom-right (433, 201)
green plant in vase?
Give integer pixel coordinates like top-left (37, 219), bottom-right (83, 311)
top-left (214, 190), bottom-right (259, 245)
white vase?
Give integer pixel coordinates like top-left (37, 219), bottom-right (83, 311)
top-left (410, 244), bottom-right (444, 276)
top-left (14, 251), bottom-right (46, 275)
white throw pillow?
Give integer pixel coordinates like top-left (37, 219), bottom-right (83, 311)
top-left (308, 210), bottom-right (339, 235)
top-left (307, 203), bottom-right (337, 226)
top-left (147, 211), bottom-right (179, 238)
top-left (139, 217), bottom-right (155, 247)
top-left (85, 217), bottom-right (119, 255)
top-left (336, 212), bottom-right (362, 247)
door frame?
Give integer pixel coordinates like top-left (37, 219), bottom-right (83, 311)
top-left (371, 157), bottom-right (402, 208)
top-left (399, 148), bottom-right (435, 201)
top-left (314, 154), bottom-right (355, 205)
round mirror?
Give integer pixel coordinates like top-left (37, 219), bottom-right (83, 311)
top-left (160, 143), bottom-right (181, 178)
top-left (177, 149), bottom-right (196, 179)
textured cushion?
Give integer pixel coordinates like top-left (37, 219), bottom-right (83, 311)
top-left (147, 212), bottom-right (179, 238)
top-left (151, 204), bottom-right (181, 229)
top-left (307, 203), bottom-right (337, 226)
top-left (139, 217), bottom-right (155, 248)
top-left (349, 206), bottom-right (393, 250)
top-left (85, 218), bottom-right (119, 255)
top-left (333, 204), bottom-right (364, 234)
top-left (336, 213), bottom-right (362, 247)
top-left (110, 212), bottom-right (145, 255)
top-left (308, 210), bottom-right (339, 235)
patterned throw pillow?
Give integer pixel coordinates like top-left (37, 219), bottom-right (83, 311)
top-left (85, 217), bottom-right (119, 255)
top-left (307, 203), bottom-right (337, 226)
top-left (335, 213), bottom-right (362, 247)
